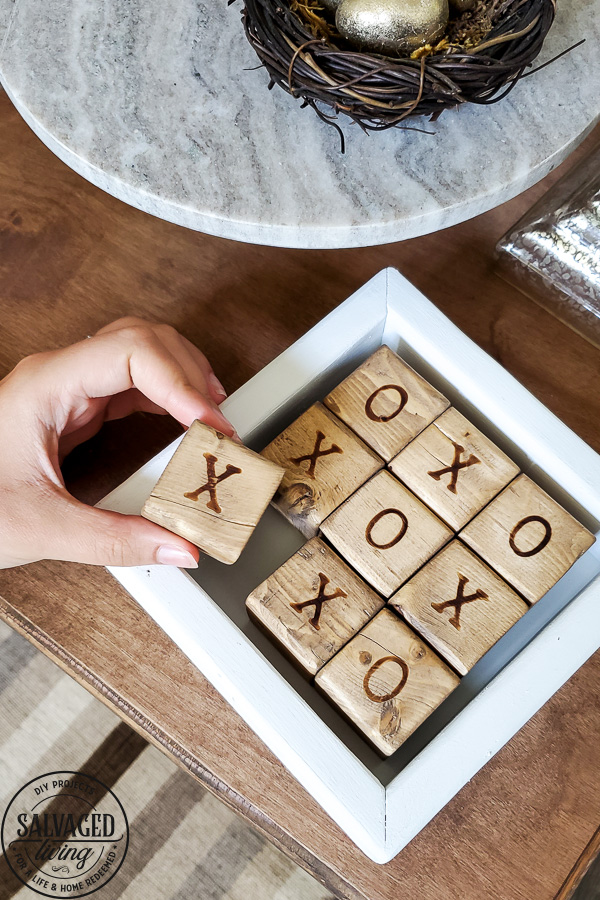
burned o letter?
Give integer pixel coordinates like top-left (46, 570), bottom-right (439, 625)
top-left (509, 515), bottom-right (552, 558)
top-left (365, 508), bottom-right (408, 550)
top-left (363, 655), bottom-right (409, 703)
top-left (364, 384), bottom-right (408, 423)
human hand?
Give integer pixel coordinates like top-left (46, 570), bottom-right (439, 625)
top-left (0, 317), bottom-right (236, 569)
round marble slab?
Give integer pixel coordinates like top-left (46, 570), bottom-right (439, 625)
top-left (0, 0), bottom-right (598, 248)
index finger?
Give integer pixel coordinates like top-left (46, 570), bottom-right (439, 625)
top-left (43, 326), bottom-right (236, 434)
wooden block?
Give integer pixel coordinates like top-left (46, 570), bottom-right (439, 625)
top-left (261, 402), bottom-right (383, 538)
top-left (320, 469), bottom-right (453, 597)
top-left (246, 537), bottom-right (384, 676)
top-left (315, 608), bottom-right (459, 756)
top-left (142, 420), bottom-right (284, 565)
top-left (389, 407), bottom-right (520, 530)
top-left (389, 540), bottom-right (529, 675)
top-left (323, 345), bottom-right (449, 462)
top-left (460, 474), bottom-right (596, 603)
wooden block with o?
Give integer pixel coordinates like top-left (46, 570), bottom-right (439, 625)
top-left (246, 537), bottom-right (384, 676)
top-left (261, 402), bottom-right (383, 538)
top-left (315, 608), bottom-right (459, 756)
top-left (320, 469), bottom-right (453, 597)
top-left (323, 345), bottom-right (449, 462)
top-left (389, 540), bottom-right (529, 675)
top-left (460, 474), bottom-right (595, 603)
top-left (142, 420), bottom-right (284, 565)
top-left (389, 407), bottom-right (520, 530)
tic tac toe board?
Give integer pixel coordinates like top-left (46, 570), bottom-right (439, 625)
top-left (100, 269), bottom-right (600, 863)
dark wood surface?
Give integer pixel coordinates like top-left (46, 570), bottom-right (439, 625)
top-left (2, 89), bottom-right (600, 900)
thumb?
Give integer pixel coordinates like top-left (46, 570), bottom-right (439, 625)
top-left (44, 493), bottom-right (200, 568)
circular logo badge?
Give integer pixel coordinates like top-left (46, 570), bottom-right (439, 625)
top-left (1, 771), bottom-right (129, 897)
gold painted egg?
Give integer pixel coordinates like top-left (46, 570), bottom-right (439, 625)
top-left (336, 0), bottom-right (449, 55)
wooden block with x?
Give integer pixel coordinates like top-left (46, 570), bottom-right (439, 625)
top-left (261, 402), bottom-right (383, 538)
top-left (389, 407), bottom-right (520, 531)
top-left (246, 537), bottom-right (384, 676)
top-left (142, 420), bottom-right (284, 565)
top-left (389, 540), bottom-right (528, 675)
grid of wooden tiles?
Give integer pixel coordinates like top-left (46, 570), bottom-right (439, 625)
top-left (249, 346), bottom-right (596, 755)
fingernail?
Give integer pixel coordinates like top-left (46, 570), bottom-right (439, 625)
top-left (209, 373), bottom-right (227, 401)
top-left (157, 546), bottom-right (198, 568)
top-left (214, 408), bottom-right (236, 436)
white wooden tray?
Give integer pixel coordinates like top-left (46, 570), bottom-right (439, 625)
top-left (99, 269), bottom-right (600, 863)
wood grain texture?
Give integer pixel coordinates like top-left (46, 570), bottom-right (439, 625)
top-left (320, 469), bottom-right (452, 597)
top-left (315, 608), bottom-right (460, 756)
top-left (246, 537), bottom-right (384, 676)
top-left (261, 402), bottom-right (382, 538)
top-left (389, 407), bottom-right (520, 530)
top-left (461, 474), bottom-right (596, 603)
top-left (1, 91), bottom-right (600, 900)
top-left (323, 345), bottom-right (449, 461)
top-left (390, 540), bottom-right (529, 675)
top-left (141, 420), bottom-right (283, 564)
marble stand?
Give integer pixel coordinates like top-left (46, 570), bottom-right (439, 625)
top-left (0, 0), bottom-right (598, 248)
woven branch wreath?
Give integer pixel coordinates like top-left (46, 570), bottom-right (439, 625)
top-left (237, 0), bottom-right (558, 143)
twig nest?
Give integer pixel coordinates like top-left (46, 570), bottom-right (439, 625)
top-left (239, 0), bottom-right (557, 135)
top-left (336, 0), bottom-right (449, 55)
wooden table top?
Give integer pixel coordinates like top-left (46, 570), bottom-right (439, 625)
top-left (2, 90), bottom-right (600, 900)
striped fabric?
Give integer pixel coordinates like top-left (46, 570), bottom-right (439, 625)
top-left (0, 619), bottom-right (334, 900)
